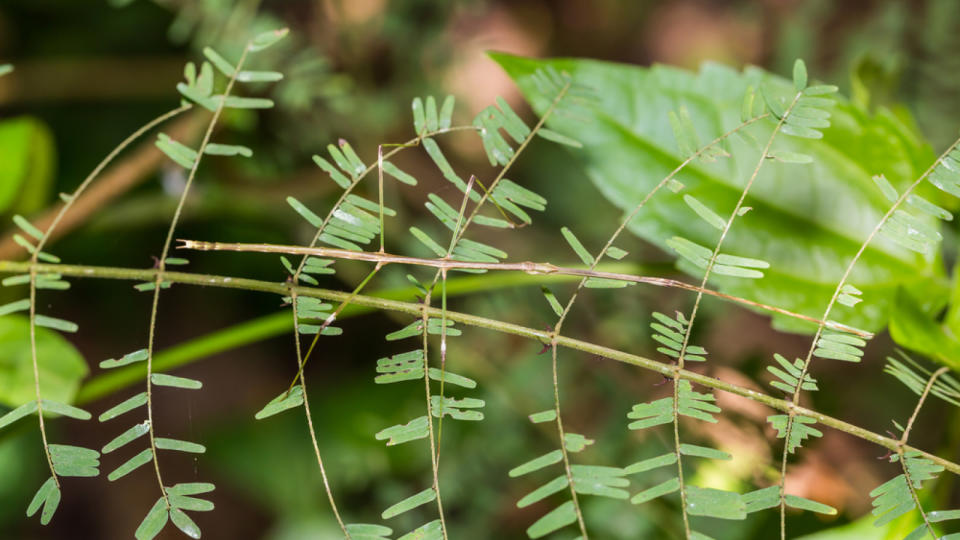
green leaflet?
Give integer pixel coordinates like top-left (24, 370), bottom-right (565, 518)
top-left (169, 495), bottom-right (214, 512)
top-left (631, 477), bottom-right (680, 505)
top-left (204, 143), bottom-right (252, 157)
top-left (135, 497), bottom-right (168, 540)
top-left (27, 476), bottom-right (60, 525)
top-left (768, 353), bottom-right (819, 394)
top-left (0, 399), bottom-right (37, 429)
top-left (13, 214), bottom-right (43, 240)
top-left (650, 311), bottom-right (708, 363)
top-left (494, 53), bottom-right (942, 333)
top-left (509, 449), bottom-right (563, 477)
top-left (34, 315), bottom-right (78, 333)
top-left (429, 367), bottom-right (477, 388)
top-left (884, 353), bottom-right (960, 407)
top-left (430, 395), bottom-right (484, 421)
top-left (570, 465), bottom-right (629, 499)
top-left (517, 475), bottom-right (568, 508)
top-left (398, 520), bottom-right (442, 540)
top-left (247, 28), bottom-right (289, 52)
top-left (626, 396), bottom-right (672, 430)
top-left (563, 432), bottom-right (594, 453)
top-left (526, 500), bottom-right (576, 539)
top-left (473, 96), bottom-right (531, 167)
top-left (382, 487), bottom-right (436, 519)
top-left (40, 399), bottom-right (91, 420)
top-left (102, 421), bottom-right (149, 453)
top-left (346, 523), bottom-right (392, 539)
top-left (375, 416), bottom-right (429, 446)
top-left (382, 160), bottom-right (418, 185)
top-left (155, 133), bottom-right (197, 169)
top-left (99, 392), bottom-right (147, 422)
top-left (679, 443), bottom-right (731, 461)
top-left (768, 414), bottom-right (822, 453)
top-left (170, 508), bottom-right (201, 539)
top-left (155, 438), bottom-right (206, 454)
top-left (166, 483), bottom-right (215, 497)
top-left (685, 485), bottom-right (746, 520)
top-left (108, 448), bottom-right (153, 481)
top-left (624, 452), bottom-right (677, 475)
top-left (375, 350), bottom-right (424, 384)
top-left (677, 380), bottom-right (721, 422)
top-left (560, 226), bottom-right (594, 266)
top-left (683, 194), bottom-right (726, 230)
top-left (99, 349), bottom-right (148, 369)
top-left (785, 494), bottom-right (837, 515)
top-left (49, 444), bottom-right (100, 477)
top-left (255, 385), bottom-right (304, 419)
top-left (541, 286), bottom-right (564, 317)
top-left (743, 486), bottom-right (781, 513)
top-left (151, 373), bottom-right (202, 389)
top-left (528, 409), bottom-right (557, 424)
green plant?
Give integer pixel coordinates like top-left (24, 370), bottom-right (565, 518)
top-left (2, 28), bottom-right (960, 540)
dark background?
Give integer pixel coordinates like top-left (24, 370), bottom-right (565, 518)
top-left (1, 1), bottom-right (959, 538)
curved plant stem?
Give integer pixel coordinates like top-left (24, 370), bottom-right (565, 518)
top-left (664, 92), bottom-right (799, 538)
top-left (6, 260), bottom-right (960, 477)
top-left (144, 46), bottom-right (248, 507)
top-left (410, 80), bottom-right (576, 535)
top-left (545, 109), bottom-right (770, 539)
top-left (549, 108), bottom-right (774, 538)
top-left (177, 238), bottom-right (863, 337)
top-left (419, 286), bottom-right (448, 538)
top-left (289, 290), bottom-right (348, 534)
top-left (75, 264), bottom-right (649, 404)
top-left (776, 135), bottom-right (960, 538)
top-left (27, 272), bottom-right (58, 488)
top-left (278, 125), bottom-right (475, 535)
top-left (23, 103), bottom-right (191, 494)
top-left (896, 366), bottom-right (949, 538)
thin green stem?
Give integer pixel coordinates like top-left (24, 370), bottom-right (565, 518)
top-left (179, 239), bottom-right (860, 336)
top-left (290, 290), bottom-right (348, 536)
top-left (667, 91), bottom-right (798, 540)
top-left (547, 111), bottom-right (770, 540)
top-left (896, 367), bottom-right (949, 539)
top-left (23, 103), bottom-right (191, 495)
top-left (144, 45), bottom-right (249, 507)
top-left (28, 267), bottom-right (58, 488)
top-left (74, 263), bottom-right (650, 405)
top-left (778, 134), bottom-right (960, 538)
top-left (6, 260), bottom-right (959, 477)
top-left (419, 285), bottom-right (448, 539)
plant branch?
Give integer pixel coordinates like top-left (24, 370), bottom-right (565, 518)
top-left (178, 240), bottom-right (868, 337)
top-left (779, 134), bottom-right (960, 536)
top-left (22, 103), bottom-right (194, 496)
top-left (897, 366), bottom-right (949, 539)
top-left (5, 259), bottom-right (958, 477)
top-left (144, 45), bottom-right (249, 508)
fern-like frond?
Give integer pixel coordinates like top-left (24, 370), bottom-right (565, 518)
top-left (768, 353), bottom-right (819, 394)
top-left (886, 352), bottom-right (960, 407)
top-left (768, 414), bottom-right (822, 454)
top-left (649, 311), bottom-right (707, 363)
top-left (667, 236), bottom-right (770, 280)
top-left (762, 60), bottom-right (839, 141)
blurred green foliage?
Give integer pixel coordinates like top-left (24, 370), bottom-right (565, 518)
top-left (3, 1), bottom-right (960, 539)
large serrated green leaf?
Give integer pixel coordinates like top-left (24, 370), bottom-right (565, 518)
top-left (493, 53), bottom-right (944, 333)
